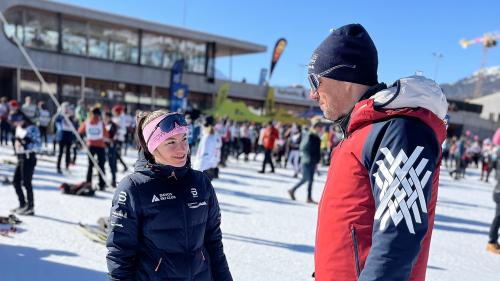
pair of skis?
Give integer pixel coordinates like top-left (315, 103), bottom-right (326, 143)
top-left (78, 222), bottom-right (107, 245)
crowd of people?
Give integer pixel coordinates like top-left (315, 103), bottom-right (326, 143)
top-left (0, 97), bottom-right (136, 215)
top-left (0, 94), bottom-right (349, 218)
top-left (443, 131), bottom-right (499, 183)
top-left (3, 95), bottom-right (499, 212)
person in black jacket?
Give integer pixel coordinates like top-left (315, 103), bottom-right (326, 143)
top-left (106, 110), bottom-right (232, 281)
top-left (104, 112), bottom-right (119, 188)
top-left (10, 112), bottom-right (41, 216)
top-left (288, 122), bottom-right (322, 204)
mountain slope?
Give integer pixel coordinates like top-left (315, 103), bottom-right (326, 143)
top-left (440, 66), bottom-right (500, 100)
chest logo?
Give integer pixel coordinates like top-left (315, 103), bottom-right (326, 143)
top-left (191, 188), bottom-right (198, 198)
top-left (152, 193), bottom-right (176, 203)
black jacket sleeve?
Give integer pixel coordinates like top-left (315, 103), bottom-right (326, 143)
top-left (106, 177), bottom-right (141, 281)
top-left (204, 178), bottom-right (233, 281)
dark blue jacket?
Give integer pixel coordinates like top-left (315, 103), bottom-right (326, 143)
top-left (106, 153), bottom-right (232, 281)
top-left (300, 131), bottom-right (321, 165)
top-left (54, 115), bottom-right (77, 143)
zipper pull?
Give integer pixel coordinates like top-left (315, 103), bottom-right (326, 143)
top-left (201, 250), bottom-right (206, 261)
top-left (168, 171), bottom-right (177, 180)
top-left (154, 257), bottom-right (162, 272)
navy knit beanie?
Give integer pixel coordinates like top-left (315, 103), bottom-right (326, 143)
top-left (308, 24), bottom-right (378, 86)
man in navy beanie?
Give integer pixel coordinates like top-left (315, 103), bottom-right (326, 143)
top-left (311, 24), bottom-right (448, 281)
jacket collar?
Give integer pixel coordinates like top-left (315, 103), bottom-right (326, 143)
top-left (336, 82), bottom-right (387, 136)
top-left (134, 150), bottom-right (190, 180)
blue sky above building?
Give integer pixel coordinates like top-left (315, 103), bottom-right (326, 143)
top-left (56, 0), bottom-right (500, 87)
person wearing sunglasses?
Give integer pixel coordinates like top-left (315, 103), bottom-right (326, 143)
top-left (106, 110), bottom-right (232, 281)
top-left (311, 24), bottom-right (448, 281)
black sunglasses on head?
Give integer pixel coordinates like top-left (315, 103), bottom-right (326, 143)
top-left (146, 113), bottom-right (188, 145)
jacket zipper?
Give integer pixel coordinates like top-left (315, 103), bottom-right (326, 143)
top-left (154, 257), bottom-right (162, 272)
top-left (350, 225), bottom-right (361, 278)
top-left (182, 198), bottom-right (192, 280)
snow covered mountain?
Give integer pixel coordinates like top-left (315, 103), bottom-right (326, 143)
top-left (440, 66), bottom-right (500, 100)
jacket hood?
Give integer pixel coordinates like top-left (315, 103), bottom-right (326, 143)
top-left (134, 150), bottom-right (190, 180)
top-left (349, 75), bottom-right (448, 143)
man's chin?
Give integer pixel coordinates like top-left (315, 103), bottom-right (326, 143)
top-left (321, 110), bottom-right (336, 121)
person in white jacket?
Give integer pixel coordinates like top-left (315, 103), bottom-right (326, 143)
top-left (193, 116), bottom-right (222, 180)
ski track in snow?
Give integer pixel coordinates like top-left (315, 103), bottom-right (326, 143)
top-left (0, 146), bottom-right (499, 281)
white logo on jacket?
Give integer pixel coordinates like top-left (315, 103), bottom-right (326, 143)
top-left (373, 146), bottom-right (432, 234)
top-left (191, 188), bottom-right (199, 198)
top-left (118, 191), bottom-right (127, 205)
top-left (187, 201), bottom-right (207, 209)
top-left (151, 193), bottom-right (177, 203)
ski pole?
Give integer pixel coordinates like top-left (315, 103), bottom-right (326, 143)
top-left (0, 11), bottom-right (112, 189)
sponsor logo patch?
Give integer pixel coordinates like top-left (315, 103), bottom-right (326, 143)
top-left (187, 201), bottom-right (207, 209)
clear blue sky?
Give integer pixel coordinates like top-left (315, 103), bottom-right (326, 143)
top-left (56, 0), bottom-right (500, 88)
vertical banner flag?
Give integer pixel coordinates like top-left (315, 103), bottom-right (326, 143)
top-left (169, 59), bottom-right (189, 112)
top-left (269, 38), bottom-right (287, 79)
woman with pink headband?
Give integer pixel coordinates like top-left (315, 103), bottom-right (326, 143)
top-left (106, 110), bottom-right (233, 281)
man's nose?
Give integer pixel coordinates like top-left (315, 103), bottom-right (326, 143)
top-left (310, 90), bottom-right (319, 101)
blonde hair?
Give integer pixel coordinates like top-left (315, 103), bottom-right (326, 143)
top-left (136, 109), bottom-right (170, 162)
top-left (141, 109), bottom-right (169, 129)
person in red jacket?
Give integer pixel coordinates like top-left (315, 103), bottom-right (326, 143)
top-left (258, 121), bottom-right (279, 174)
top-left (78, 106), bottom-right (109, 190)
top-left (309, 24), bottom-right (447, 281)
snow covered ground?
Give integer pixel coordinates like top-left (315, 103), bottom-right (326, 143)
top-left (0, 145), bottom-right (499, 281)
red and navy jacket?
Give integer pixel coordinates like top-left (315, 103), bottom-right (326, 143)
top-left (315, 76), bottom-right (448, 281)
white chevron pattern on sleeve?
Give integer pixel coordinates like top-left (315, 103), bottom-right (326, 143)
top-left (373, 146), bottom-right (432, 234)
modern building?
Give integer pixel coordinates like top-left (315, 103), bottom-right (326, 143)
top-left (0, 0), bottom-right (317, 115)
top-left (468, 92), bottom-right (500, 123)
top-left (447, 98), bottom-right (498, 139)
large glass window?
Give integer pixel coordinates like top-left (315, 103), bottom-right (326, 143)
top-left (180, 40), bottom-right (206, 73)
top-left (3, 9), bottom-right (24, 43)
top-left (24, 10), bottom-right (58, 51)
top-left (3, 7), bottom-right (207, 73)
top-left (111, 28), bottom-right (139, 63)
top-left (163, 36), bottom-right (182, 68)
top-left (141, 33), bottom-right (164, 67)
top-left (62, 18), bottom-right (87, 55)
top-left (154, 87), bottom-right (169, 108)
top-left (88, 23), bottom-right (110, 59)
top-left (141, 33), bottom-right (205, 73)
top-left (141, 33), bottom-right (181, 68)
top-left (61, 76), bottom-right (82, 98)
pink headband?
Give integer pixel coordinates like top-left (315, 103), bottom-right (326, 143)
top-left (142, 114), bottom-right (189, 154)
